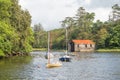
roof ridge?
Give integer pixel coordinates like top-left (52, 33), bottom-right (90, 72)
top-left (72, 40), bottom-right (95, 44)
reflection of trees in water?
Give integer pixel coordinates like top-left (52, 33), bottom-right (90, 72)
top-left (0, 56), bottom-right (33, 80)
top-left (0, 56), bottom-right (32, 67)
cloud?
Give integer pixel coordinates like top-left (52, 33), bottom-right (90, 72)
top-left (85, 0), bottom-right (91, 5)
top-left (87, 8), bottom-right (111, 22)
top-left (82, 0), bottom-right (120, 9)
top-left (19, 0), bottom-right (120, 30)
top-left (19, 0), bottom-right (79, 30)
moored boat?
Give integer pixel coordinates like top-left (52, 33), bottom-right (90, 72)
top-left (46, 31), bottom-right (62, 68)
top-left (59, 26), bottom-right (71, 62)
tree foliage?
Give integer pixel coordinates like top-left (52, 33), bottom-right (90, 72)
top-left (0, 21), bottom-right (17, 55)
top-left (0, 0), bottom-right (34, 57)
top-left (32, 23), bottom-right (47, 48)
top-left (0, 0), bottom-right (11, 22)
top-left (109, 4), bottom-right (120, 21)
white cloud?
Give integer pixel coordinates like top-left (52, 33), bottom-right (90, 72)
top-left (85, 0), bottom-right (91, 5)
top-left (19, 0), bottom-right (118, 30)
top-left (87, 8), bottom-right (111, 22)
top-left (19, 0), bottom-right (79, 30)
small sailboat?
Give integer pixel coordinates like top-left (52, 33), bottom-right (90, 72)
top-left (45, 31), bottom-right (54, 59)
top-left (59, 27), bottom-right (71, 62)
top-left (59, 52), bottom-right (71, 62)
top-left (46, 31), bottom-right (62, 68)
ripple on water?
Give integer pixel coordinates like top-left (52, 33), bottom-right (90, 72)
top-left (0, 52), bottom-right (120, 80)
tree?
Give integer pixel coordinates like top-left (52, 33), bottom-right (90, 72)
top-left (0, 0), bottom-right (17, 56)
top-left (33, 23), bottom-right (47, 48)
top-left (109, 4), bottom-right (120, 21)
top-left (0, 0), bottom-right (34, 56)
top-left (34, 23), bottom-right (44, 32)
top-left (95, 28), bottom-right (108, 48)
top-left (0, 21), bottom-right (18, 56)
top-left (105, 4), bottom-right (120, 48)
top-left (9, 0), bottom-right (34, 53)
top-left (74, 7), bottom-right (95, 39)
top-left (92, 20), bottom-right (103, 34)
top-left (109, 25), bottom-right (120, 47)
top-left (0, 0), bottom-right (11, 22)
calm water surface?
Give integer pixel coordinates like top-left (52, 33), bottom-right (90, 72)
top-left (0, 51), bottom-right (120, 80)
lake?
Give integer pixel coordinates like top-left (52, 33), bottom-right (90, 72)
top-left (0, 51), bottom-right (120, 80)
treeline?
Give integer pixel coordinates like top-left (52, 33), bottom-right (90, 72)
top-left (0, 0), bottom-right (34, 57)
top-left (33, 4), bottom-right (120, 50)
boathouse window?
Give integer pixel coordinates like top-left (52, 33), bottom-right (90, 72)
top-left (85, 44), bottom-right (87, 48)
top-left (90, 44), bottom-right (92, 47)
top-left (77, 44), bottom-right (79, 47)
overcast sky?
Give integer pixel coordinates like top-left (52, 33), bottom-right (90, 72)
top-left (19, 0), bottom-right (120, 30)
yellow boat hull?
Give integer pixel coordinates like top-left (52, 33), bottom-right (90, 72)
top-left (46, 63), bottom-right (62, 68)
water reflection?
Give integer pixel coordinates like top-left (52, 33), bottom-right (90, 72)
top-left (0, 51), bottom-right (120, 80)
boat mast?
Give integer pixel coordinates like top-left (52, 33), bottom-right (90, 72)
top-left (48, 31), bottom-right (50, 64)
top-left (66, 27), bottom-right (68, 55)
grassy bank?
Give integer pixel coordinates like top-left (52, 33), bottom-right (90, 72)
top-left (32, 48), bottom-right (120, 53)
top-left (96, 49), bottom-right (120, 52)
top-left (32, 48), bottom-right (65, 52)
top-left (32, 48), bottom-right (47, 51)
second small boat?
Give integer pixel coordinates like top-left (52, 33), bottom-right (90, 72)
top-left (59, 54), bottom-right (71, 62)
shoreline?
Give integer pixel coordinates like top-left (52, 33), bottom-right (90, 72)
top-left (33, 48), bottom-right (120, 53)
top-left (95, 49), bottom-right (120, 53)
top-left (32, 48), bottom-right (65, 52)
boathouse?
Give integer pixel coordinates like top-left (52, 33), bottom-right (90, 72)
top-left (69, 40), bottom-right (95, 52)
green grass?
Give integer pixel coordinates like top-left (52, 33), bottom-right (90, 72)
top-left (32, 48), bottom-right (65, 52)
top-left (96, 49), bottom-right (120, 52)
top-left (32, 48), bottom-right (120, 53)
top-left (32, 48), bottom-right (47, 51)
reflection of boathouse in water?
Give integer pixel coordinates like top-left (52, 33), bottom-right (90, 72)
top-left (69, 40), bottom-right (95, 52)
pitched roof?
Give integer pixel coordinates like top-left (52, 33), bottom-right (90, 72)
top-left (72, 40), bottom-right (95, 44)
